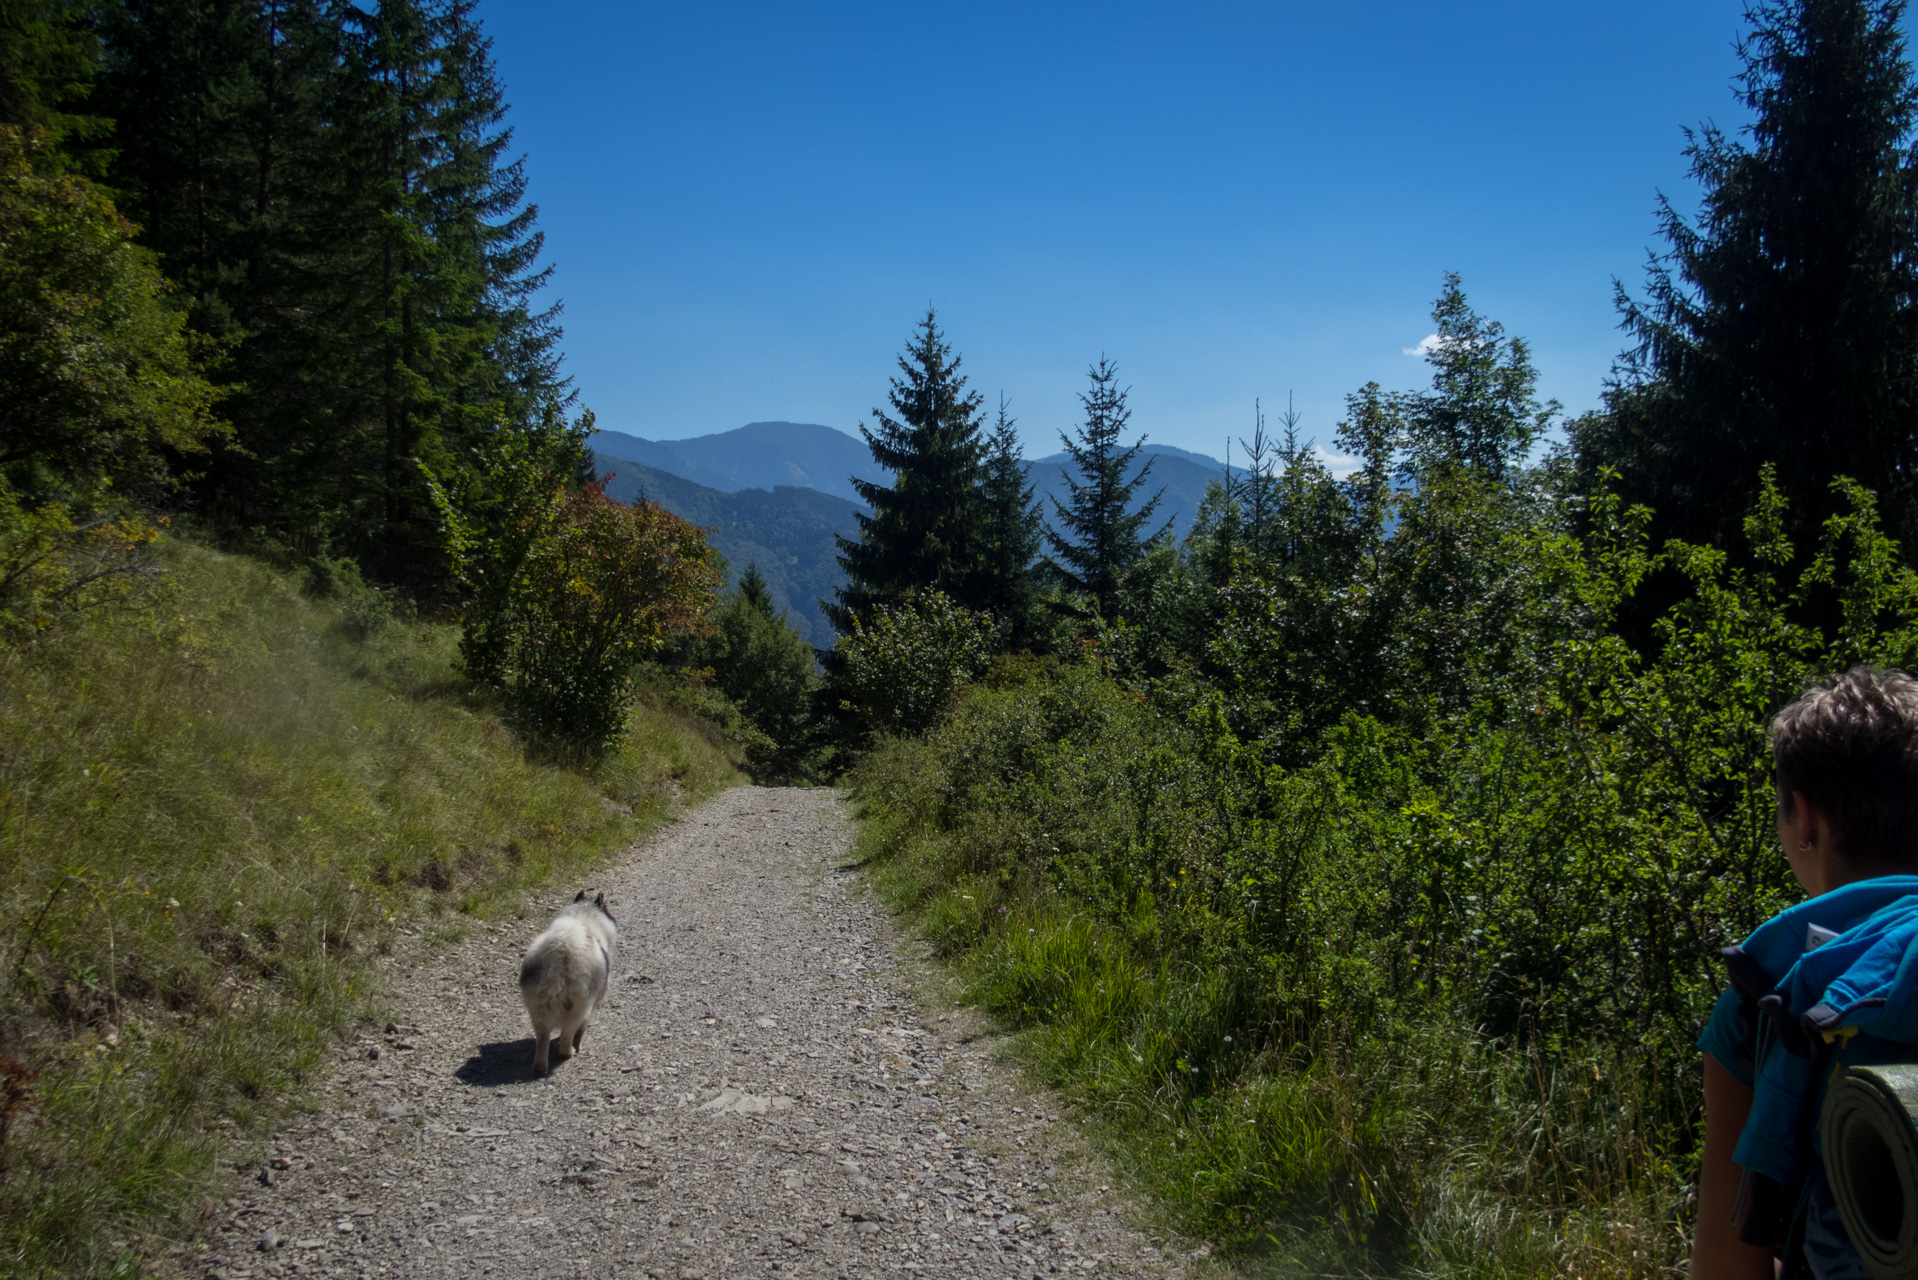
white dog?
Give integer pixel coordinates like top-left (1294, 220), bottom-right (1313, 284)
top-left (519, 890), bottom-right (618, 1076)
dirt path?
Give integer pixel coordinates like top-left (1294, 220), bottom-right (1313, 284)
top-left (201, 786), bottom-right (1191, 1280)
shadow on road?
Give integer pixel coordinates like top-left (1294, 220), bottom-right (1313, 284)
top-left (454, 1039), bottom-right (545, 1086)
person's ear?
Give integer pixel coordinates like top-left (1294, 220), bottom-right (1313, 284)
top-left (1792, 790), bottom-right (1825, 849)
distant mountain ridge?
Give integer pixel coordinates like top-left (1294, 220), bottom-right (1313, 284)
top-left (1034, 441), bottom-right (1225, 471)
top-left (592, 452), bottom-right (861, 647)
top-left (593, 426), bottom-right (1231, 644)
top-left (599, 423), bottom-right (1227, 539)
top-left (591, 422), bottom-right (884, 504)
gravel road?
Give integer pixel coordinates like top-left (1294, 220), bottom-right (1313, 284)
top-left (199, 786), bottom-right (1192, 1280)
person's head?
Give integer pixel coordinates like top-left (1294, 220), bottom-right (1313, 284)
top-left (1771, 665), bottom-right (1918, 894)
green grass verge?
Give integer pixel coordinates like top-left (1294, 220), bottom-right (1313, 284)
top-left (0, 541), bottom-right (743, 1277)
top-left (852, 740), bottom-right (1689, 1280)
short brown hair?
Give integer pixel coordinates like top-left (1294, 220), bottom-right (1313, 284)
top-left (1772, 666), bottom-right (1918, 867)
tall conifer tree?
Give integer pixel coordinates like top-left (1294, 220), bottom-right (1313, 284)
top-left (828, 311), bottom-right (988, 630)
top-left (738, 562), bottom-right (775, 618)
top-left (1235, 399), bottom-right (1276, 551)
top-left (354, 0), bottom-right (457, 582)
top-left (97, 0), bottom-right (376, 543)
top-left (1044, 357), bottom-right (1165, 619)
top-left (349, 0), bottom-right (568, 586)
top-left (425, 0), bottom-right (567, 441)
top-left (1576, 0), bottom-right (1918, 550)
top-left (94, 0), bottom-right (566, 587)
top-left (0, 0), bottom-right (106, 161)
top-left (1407, 274), bottom-right (1553, 482)
top-left (977, 396), bottom-right (1043, 647)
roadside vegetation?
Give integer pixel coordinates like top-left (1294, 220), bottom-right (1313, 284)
top-left (0, 542), bottom-right (742, 1276)
top-left (0, 8), bottom-right (755, 1271)
top-left (849, 461), bottom-right (1918, 1275)
top-left (813, 5), bottom-right (1918, 1273)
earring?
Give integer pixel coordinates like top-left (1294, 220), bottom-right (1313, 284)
top-left (1799, 841), bottom-right (1812, 852)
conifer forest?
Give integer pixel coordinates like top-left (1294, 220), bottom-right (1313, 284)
top-left (8, 0), bottom-right (1918, 1276)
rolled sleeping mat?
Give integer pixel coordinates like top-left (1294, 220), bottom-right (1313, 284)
top-left (1824, 1064), bottom-right (1918, 1279)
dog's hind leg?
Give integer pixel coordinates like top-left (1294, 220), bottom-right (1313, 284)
top-left (554, 1011), bottom-right (582, 1061)
top-left (552, 992), bottom-right (581, 1061)
top-left (530, 1022), bottom-right (551, 1076)
top-left (572, 1018), bottom-right (590, 1054)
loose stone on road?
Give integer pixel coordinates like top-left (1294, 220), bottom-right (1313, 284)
top-left (203, 786), bottom-right (1189, 1280)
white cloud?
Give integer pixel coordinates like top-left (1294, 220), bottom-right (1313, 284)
top-left (1403, 333), bottom-right (1442, 357)
top-left (1314, 443), bottom-right (1363, 477)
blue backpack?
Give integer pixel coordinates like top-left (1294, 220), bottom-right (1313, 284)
top-left (1717, 877), bottom-right (1918, 1264)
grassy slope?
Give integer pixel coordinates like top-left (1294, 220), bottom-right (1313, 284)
top-left (851, 706), bottom-right (1682, 1280)
top-left (0, 542), bottom-right (743, 1278)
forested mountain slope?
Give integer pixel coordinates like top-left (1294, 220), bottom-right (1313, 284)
top-left (597, 422), bottom-right (1224, 577)
top-left (593, 452), bottom-right (860, 646)
top-left (591, 423), bottom-right (887, 504)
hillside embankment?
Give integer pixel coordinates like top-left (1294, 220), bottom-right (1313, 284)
top-left (0, 542), bottom-right (745, 1278)
top-left (198, 786), bottom-right (1186, 1280)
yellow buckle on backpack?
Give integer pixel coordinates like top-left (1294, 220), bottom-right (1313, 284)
top-left (1824, 1026), bottom-right (1861, 1086)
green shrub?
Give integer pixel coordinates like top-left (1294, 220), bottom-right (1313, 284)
top-left (0, 125), bottom-right (222, 501)
top-left (429, 413), bottom-right (586, 689)
top-left (437, 449), bottom-right (723, 754)
top-left (509, 484), bottom-right (720, 751)
top-left (830, 589), bottom-right (995, 742)
top-left (672, 565), bottom-right (822, 778)
top-left (302, 552), bottom-right (398, 640)
top-left (0, 488), bottom-right (165, 642)
top-left (851, 472), bottom-right (1918, 1277)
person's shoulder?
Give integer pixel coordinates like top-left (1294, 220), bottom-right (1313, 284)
top-left (1700, 984), bottom-right (1757, 1090)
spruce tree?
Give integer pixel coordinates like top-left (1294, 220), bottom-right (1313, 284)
top-left (1407, 274), bottom-right (1554, 482)
top-left (95, 0), bottom-right (275, 332)
top-left (1236, 399), bottom-right (1278, 552)
top-left (738, 562), bottom-right (775, 618)
top-left (1044, 357), bottom-right (1166, 619)
top-left (1181, 477), bottom-right (1244, 648)
top-left (353, 0), bottom-right (565, 587)
top-left (349, 0), bottom-right (453, 583)
top-left (977, 396), bottom-right (1044, 647)
top-left (828, 311), bottom-right (988, 630)
top-left (1576, 0), bottom-right (1918, 551)
top-left (101, 0), bottom-right (388, 534)
top-left (688, 561), bottom-right (818, 773)
top-left (427, 0), bottom-right (568, 443)
top-left (0, 0), bottom-right (106, 164)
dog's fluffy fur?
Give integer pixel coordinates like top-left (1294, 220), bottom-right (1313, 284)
top-left (519, 890), bottom-right (618, 1076)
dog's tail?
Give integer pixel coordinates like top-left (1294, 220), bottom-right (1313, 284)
top-left (520, 932), bottom-right (610, 1008)
top-left (520, 942), bottom-right (571, 1003)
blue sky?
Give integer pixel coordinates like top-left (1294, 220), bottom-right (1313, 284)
top-left (479, 0), bottom-right (1757, 464)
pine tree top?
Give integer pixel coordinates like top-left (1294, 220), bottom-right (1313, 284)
top-left (829, 310), bottom-right (991, 631)
top-left (1044, 357), bottom-right (1167, 617)
top-left (738, 562), bottom-right (775, 619)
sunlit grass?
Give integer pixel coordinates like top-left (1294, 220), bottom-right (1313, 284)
top-left (0, 541), bottom-right (743, 1277)
top-left (855, 740), bottom-right (1692, 1280)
